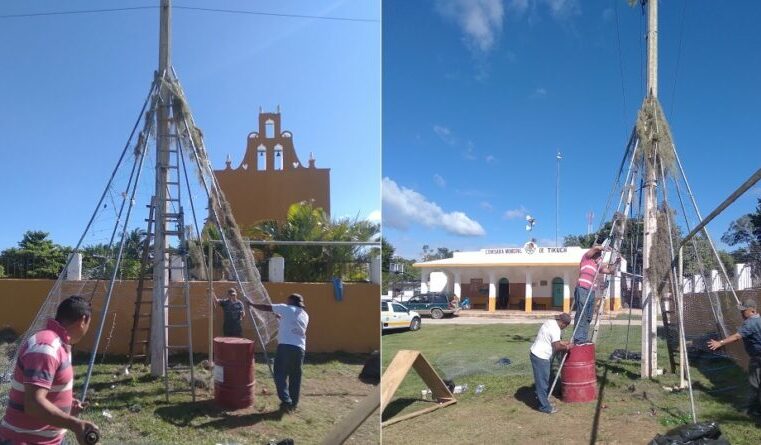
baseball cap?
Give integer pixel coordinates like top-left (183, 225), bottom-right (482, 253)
top-left (288, 293), bottom-right (306, 308)
top-left (738, 298), bottom-right (757, 311)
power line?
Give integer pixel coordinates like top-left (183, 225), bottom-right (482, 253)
top-left (0, 6), bottom-right (155, 19)
top-left (173, 6), bottom-right (378, 23)
top-left (0, 4), bottom-right (378, 23)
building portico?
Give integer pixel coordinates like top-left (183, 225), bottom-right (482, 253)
top-left (414, 243), bottom-right (624, 313)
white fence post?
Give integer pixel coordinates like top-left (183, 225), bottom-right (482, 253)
top-left (269, 256), bottom-right (285, 283)
top-left (66, 252), bottom-right (82, 281)
top-left (369, 254), bottom-right (381, 284)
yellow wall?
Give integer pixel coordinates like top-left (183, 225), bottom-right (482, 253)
top-left (0, 280), bottom-right (379, 354)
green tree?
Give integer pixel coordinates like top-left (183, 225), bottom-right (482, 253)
top-left (722, 198), bottom-right (761, 279)
top-left (381, 239), bottom-right (421, 294)
top-left (0, 231), bottom-right (71, 279)
top-left (420, 245), bottom-right (455, 262)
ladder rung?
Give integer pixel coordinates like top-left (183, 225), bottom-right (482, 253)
top-left (166, 345), bottom-right (190, 349)
top-left (166, 181), bottom-right (180, 186)
top-left (135, 327), bottom-right (150, 331)
top-left (166, 324), bottom-right (189, 328)
top-left (165, 305), bottom-right (187, 308)
top-left (165, 231), bottom-right (183, 236)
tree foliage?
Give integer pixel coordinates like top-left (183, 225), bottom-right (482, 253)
top-left (722, 198), bottom-right (761, 280)
top-left (0, 231), bottom-right (71, 279)
top-left (244, 201), bottom-right (380, 282)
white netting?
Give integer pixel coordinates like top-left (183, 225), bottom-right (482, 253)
top-left (1, 70), bottom-right (278, 406)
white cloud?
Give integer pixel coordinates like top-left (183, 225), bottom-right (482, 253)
top-left (503, 205), bottom-right (529, 220)
top-left (367, 209), bottom-right (381, 223)
top-left (464, 141), bottom-right (477, 160)
top-left (435, 0), bottom-right (505, 54)
top-left (532, 87), bottom-right (547, 98)
top-left (480, 201), bottom-right (494, 211)
top-left (545, 0), bottom-right (580, 20)
top-left (433, 174), bottom-right (447, 188)
top-left (383, 177), bottom-right (486, 237)
top-left (433, 124), bottom-right (456, 145)
top-left (602, 7), bottom-right (614, 22)
top-left (485, 154), bottom-right (496, 163)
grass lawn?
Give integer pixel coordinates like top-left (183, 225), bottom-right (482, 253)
top-left (2, 346), bottom-right (378, 445)
top-left (381, 323), bottom-right (761, 444)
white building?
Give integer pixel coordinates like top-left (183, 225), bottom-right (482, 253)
top-left (414, 242), bottom-right (625, 313)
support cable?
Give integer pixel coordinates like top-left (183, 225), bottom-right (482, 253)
top-left (81, 120), bottom-right (152, 401)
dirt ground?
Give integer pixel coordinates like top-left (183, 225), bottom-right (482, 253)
top-left (0, 343), bottom-right (379, 444)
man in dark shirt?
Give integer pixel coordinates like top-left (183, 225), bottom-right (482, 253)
top-left (214, 287), bottom-right (246, 337)
top-left (708, 298), bottom-right (761, 416)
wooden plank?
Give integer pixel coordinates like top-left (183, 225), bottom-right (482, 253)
top-left (412, 355), bottom-right (453, 401)
top-left (380, 350), bottom-right (419, 411)
top-left (320, 390), bottom-right (380, 445)
top-left (381, 399), bottom-right (456, 427)
top-left (381, 350), bottom-right (457, 427)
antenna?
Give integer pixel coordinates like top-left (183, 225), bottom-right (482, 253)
top-left (556, 151), bottom-right (562, 246)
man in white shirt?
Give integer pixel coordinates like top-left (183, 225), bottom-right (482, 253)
top-left (249, 294), bottom-right (310, 411)
top-left (529, 313), bottom-right (572, 414)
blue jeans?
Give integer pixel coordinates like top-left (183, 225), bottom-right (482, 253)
top-left (573, 286), bottom-right (595, 344)
top-left (274, 344), bottom-right (305, 407)
top-left (530, 352), bottom-right (552, 412)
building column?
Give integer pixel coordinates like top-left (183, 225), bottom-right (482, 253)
top-left (453, 271), bottom-right (462, 300)
top-left (420, 270), bottom-right (430, 294)
top-left (563, 271), bottom-right (571, 313)
top-left (611, 259), bottom-right (625, 311)
top-left (524, 270), bottom-right (533, 313)
top-left (488, 272), bottom-right (497, 312)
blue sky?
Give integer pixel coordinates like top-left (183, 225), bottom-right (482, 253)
top-left (0, 0), bottom-right (380, 249)
top-left (382, 0), bottom-right (761, 259)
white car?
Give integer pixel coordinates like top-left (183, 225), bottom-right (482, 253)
top-left (381, 300), bottom-right (421, 331)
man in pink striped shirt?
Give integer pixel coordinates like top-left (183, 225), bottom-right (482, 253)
top-left (0, 296), bottom-right (99, 445)
top-left (572, 245), bottom-right (620, 345)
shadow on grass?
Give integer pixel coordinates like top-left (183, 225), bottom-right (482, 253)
top-left (688, 347), bottom-right (751, 414)
top-left (597, 360), bottom-right (640, 381)
top-left (504, 335), bottom-right (534, 343)
top-left (590, 365), bottom-right (609, 445)
top-left (154, 400), bottom-right (284, 429)
top-left (381, 398), bottom-right (418, 421)
top-left (514, 386), bottom-right (539, 411)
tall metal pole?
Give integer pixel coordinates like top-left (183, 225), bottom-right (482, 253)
top-left (641, 0), bottom-right (659, 379)
top-left (556, 151), bottom-right (562, 246)
top-left (151, 0), bottom-right (172, 377)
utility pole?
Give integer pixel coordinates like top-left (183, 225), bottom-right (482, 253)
top-left (151, 0), bottom-right (172, 377)
top-left (556, 151), bottom-right (562, 246)
top-left (641, 0), bottom-right (659, 379)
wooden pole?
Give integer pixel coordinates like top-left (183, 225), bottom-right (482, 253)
top-left (150, 0), bottom-right (172, 377)
top-left (641, 0), bottom-right (659, 379)
top-left (208, 239), bottom-right (213, 363)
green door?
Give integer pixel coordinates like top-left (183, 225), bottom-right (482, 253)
top-left (551, 278), bottom-right (564, 307)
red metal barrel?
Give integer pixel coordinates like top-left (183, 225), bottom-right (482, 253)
top-left (561, 343), bottom-right (597, 403)
top-left (213, 337), bottom-right (255, 410)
